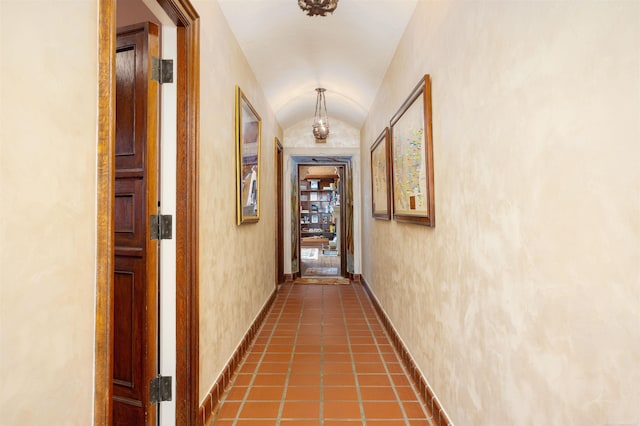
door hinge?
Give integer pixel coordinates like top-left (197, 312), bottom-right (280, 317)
top-left (150, 375), bottom-right (172, 404)
top-left (150, 214), bottom-right (172, 240)
top-left (151, 57), bottom-right (173, 84)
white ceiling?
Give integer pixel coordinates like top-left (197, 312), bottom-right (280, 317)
top-left (217, 0), bottom-right (418, 130)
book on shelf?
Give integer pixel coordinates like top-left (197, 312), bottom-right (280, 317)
top-left (309, 192), bottom-right (318, 201)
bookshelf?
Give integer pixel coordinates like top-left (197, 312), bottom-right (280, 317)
top-left (299, 175), bottom-right (339, 241)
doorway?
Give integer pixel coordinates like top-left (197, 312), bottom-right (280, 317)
top-left (298, 164), bottom-right (346, 277)
top-left (95, 0), bottom-right (199, 424)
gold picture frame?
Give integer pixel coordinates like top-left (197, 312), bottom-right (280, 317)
top-left (370, 127), bottom-right (391, 220)
top-left (390, 74), bottom-right (435, 226)
top-left (235, 86), bottom-right (262, 224)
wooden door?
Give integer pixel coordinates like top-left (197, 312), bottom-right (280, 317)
top-left (113, 22), bottom-right (160, 426)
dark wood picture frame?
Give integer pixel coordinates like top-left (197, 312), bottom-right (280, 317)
top-left (235, 85), bottom-right (262, 225)
top-left (370, 127), bottom-right (391, 220)
top-left (390, 74), bottom-right (435, 226)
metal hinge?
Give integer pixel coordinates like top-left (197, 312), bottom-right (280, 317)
top-left (150, 214), bottom-right (172, 240)
top-left (150, 375), bottom-right (172, 404)
top-left (151, 57), bottom-right (173, 84)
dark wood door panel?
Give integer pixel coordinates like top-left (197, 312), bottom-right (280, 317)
top-left (116, 28), bottom-right (149, 172)
top-left (113, 256), bottom-right (145, 396)
top-left (115, 178), bottom-right (146, 248)
top-left (113, 397), bottom-right (144, 426)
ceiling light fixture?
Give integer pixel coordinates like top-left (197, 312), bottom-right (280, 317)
top-left (312, 88), bottom-right (330, 143)
top-left (298, 0), bottom-right (339, 17)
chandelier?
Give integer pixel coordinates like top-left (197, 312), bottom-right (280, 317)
top-left (312, 88), bottom-right (330, 142)
top-left (298, 0), bottom-right (339, 17)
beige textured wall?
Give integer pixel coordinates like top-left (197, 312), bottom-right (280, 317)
top-left (361, 1), bottom-right (640, 425)
top-left (0, 1), bottom-right (98, 424)
top-left (195, 0), bottom-right (282, 401)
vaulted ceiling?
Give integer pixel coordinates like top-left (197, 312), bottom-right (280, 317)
top-left (217, 0), bottom-right (418, 131)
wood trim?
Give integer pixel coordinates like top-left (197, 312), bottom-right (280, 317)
top-left (275, 138), bottom-right (284, 286)
top-left (198, 288), bottom-right (278, 425)
top-left (95, 0), bottom-right (115, 423)
top-left (360, 278), bottom-right (452, 426)
top-left (349, 273), bottom-right (361, 283)
top-left (165, 5), bottom-right (200, 424)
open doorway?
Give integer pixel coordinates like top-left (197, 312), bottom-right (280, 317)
top-left (298, 164), bottom-right (346, 277)
top-left (96, 0), bottom-right (199, 424)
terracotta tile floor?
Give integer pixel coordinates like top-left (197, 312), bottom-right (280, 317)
top-left (210, 283), bottom-right (435, 425)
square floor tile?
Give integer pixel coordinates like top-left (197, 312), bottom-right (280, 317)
top-left (362, 401), bottom-right (404, 419)
top-left (285, 386), bottom-right (321, 401)
top-left (404, 400), bottom-right (429, 418)
top-left (355, 363), bottom-right (387, 374)
top-left (323, 386), bottom-right (359, 401)
top-left (214, 401), bottom-right (241, 419)
top-left (324, 363), bottom-right (353, 374)
top-left (238, 401), bottom-right (280, 418)
top-left (323, 401), bottom-right (362, 419)
top-left (359, 386), bottom-right (397, 401)
top-left (281, 401), bottom-right (320, 418)
top-left (224, 386), bottom-right (249, 401)
top-left (252, 374), bottom-right (287, 386)
top-left (357, 374), bottom-right (390, 387)
top-left (288, 374), bottom-right (321, 386)
top-left (246, 386), bottom-right (285, 401)
top-left (324, 374), bottom-right (356, 387)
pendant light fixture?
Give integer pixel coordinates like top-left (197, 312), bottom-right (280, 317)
top-left (298, 0), bottom-right (339, 17)
top-left (312, 88), bottom-right (330, 143)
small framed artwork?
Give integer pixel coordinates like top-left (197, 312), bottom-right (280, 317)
top-left (235, 86), bottom-right (262, 225)
top-left (390, 74), bottom-right (435, 226)
top-left (370, 127), bottom-right (391, 220)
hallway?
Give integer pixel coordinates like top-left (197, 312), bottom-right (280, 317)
top-left (210, 283), bottom-right (434, 425)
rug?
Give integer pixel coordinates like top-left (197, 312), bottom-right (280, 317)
top-left (304, 267), bottom-right (339, 275)
top-left (301, 248), bottom-right (319, 260)
top-left (294, 277), bottom-right (351, 285)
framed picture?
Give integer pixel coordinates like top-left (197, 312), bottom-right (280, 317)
top-left (235, 86), bottom-right (262, 224)
top-left (390, 74), bottom-right (435, 226)
top-left (370, 127), bottom-right (391, 220)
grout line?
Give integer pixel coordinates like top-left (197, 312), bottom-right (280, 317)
top-left (353, 285), bottom-right (435, 426)
top-left (352, 285), bottom-right (415, 425)
top-left (229, 284), bottom-right (292, 426)
top-left (211, 284), bottom-right (435, 425)
top-left (339, 285), bottom-right (368, 425)
top-left (276, 284), bottom-right (306, 424)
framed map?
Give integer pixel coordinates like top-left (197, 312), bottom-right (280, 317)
top-left (370, 128), bottom-right (391, 220)
top-left (390, 74), bottom-right (435, 226)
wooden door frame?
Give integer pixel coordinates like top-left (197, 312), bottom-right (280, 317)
top-left (95, 0), bottom-right (200, 424)
top-left (275, 138), bottom-right (284, 286)
top-left (296, 162), bottom-right (348, 278)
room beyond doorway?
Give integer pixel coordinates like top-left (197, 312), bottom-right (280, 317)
top-left (298, 163), bottom-right (345, 278)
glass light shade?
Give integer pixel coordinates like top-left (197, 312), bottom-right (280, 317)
top-left (313, 88), bottom-right (329, 142)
